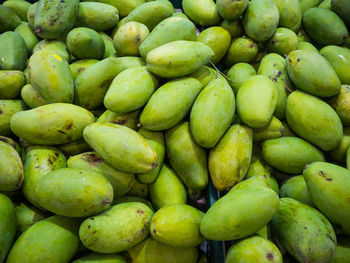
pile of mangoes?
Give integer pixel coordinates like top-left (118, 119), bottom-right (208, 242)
top-left (0, 0), bottom-right (350, 262)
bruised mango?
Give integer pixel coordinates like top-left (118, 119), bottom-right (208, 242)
top-left (227, 63), bottom-right (256, 94)
top-left (0, 31), bottom-right (27, 71)
top-left (97, 110), bottom-right (140, 130)
top-left (280, 175), bottom-right (314, 206)
top-left (182, 0), bottom-right (221, 26)
top-left (0, 194), bottom-right (16, 262)
top-left (0, 70), bottom-right (26, 99)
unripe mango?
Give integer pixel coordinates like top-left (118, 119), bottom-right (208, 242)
top-left (97, 110), bottom-right (140, 130)
top-left (0, 5), bottom-right (21, 33)
top-left (88, 0), bottom-right (144, 18)
top-left (220, 19), bottom-right (244, 38)
top-left (217, 0), bottom-right (248, 21)
top-left (0, 70), bottom-right (26, 99)
top-left (280, 175), bottom-right (314, 206)
top-left (272, 0), bottom-right (302, 30)
top-left (225, 37), bottom-right (258, 67)
top-left (0, 194), bottom-right (16, 262)
top-left (253, 117), bottom-right (284, 142)
top-left (15, 202), bottom-right (47, 233)
top-left (32, 40), bottom-right (70, 62)
top-left (14, 22), bottom-right (39, 53)
top-left (72, 253), bottom-right (127, 263)
top-left (182, 0), bottom-right (221, 26)
top-left (128, 180), bottom-right (149, 198)
top-left (21, 84), bottom-right (48, 109)
top-left (100, 32), bottom-right (117, 58)
top-left (0, 31), bottom-right (27, 71)
top-left (329, 127), bottom-right (350, 162)
top-left (329, 85), bottom-right (350, 126)
top-left (69, 59), bottom-right (99, 80)
top-left (297, 41), bottom-right (319, 52)
top-left (267, 28), bottom-right (298, 56)
top-left (227, 63), bottom-right (256, 94)
top-left (331, 0), bottom-right (350, 26)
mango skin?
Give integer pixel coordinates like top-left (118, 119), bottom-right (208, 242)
top-left (271, 198), bottom-right (336, 263)
top-left (225, 236), bottom-right (283, 263)
top-left (286, 91), bottom-right (343, 151)
top-left (0, 31), bottom-right (27, 71)
top-left (3, 0), bottom-right (30, 22)
top-left (182, 0), bottom-right (221, 26)
top-left (27, 3), bottom-right (36, 28)
top-left (21, 84), bottom-right (48, 109)
top-left (72, 253), bottom-right (127, 263)
top-left (331, 0), bottom-right (350, 26)
top-left (14, 22), bottom-right (39, 53)
top-left (304, 162), bottom-right (350, 235)
top-left (225, 37), bottom-right (258, 67)
top-left (227, 63), bottom-right (256, 94)
top-left (11, 103), bottom-right (95, 145)
top-left (220, 19), bottom-right (244, 38)
top-left (70, 59), bottom-right (99, 80)
top-left (297, 41), bottom-right (319, 52)
top-left (128, 180), bottom-right (149, 198)
top-left (0, 5), bottom-right (21, 33)
top-left (272, 0), bottom-right (302, 30)
top-left (113, 196), bottom-right (153, 211)
top-left (0, 136), bottom-right (21, 155)
top-left (58, 138), bottom-right (90, 156)
top-left (97, 110), bottom-right (140, 130)
top-left (166, 122), bottom-right (208, 190)
top-left (280, 175), bottom-right (314, 206)
top-left (329, 85), bottom-right (350, 125)
top-left (200, 186), bottom-right (279, 241)
top-left (331, 236), bottom-right (350, 263)
top-left (329, 127), bottom-right (350, 162)
top-left (217, 0), bottom-right (248, 21)
top-left (300, 0), bottom-right (320, 12)
top-left (15, 202), bottom-right (47, 233)
top-left (6, 215), bottom-right (80, 263)
top-left (80, 202), bottom-right (153, 253)
top-left (0, 70), bottom-right (26, 99)
top-left (253, 116), bottom-right (284, 142)
top-left (0, 194), bottom-right (16, 262)
top-left (84, 123), bottom-right (158, 174)
top-left (150, 204), bottom-right (204, 248)
top-left (32, 39), bottom-right (70, 62)
top-left (267, 28), bottom-right (298, 56)
top-left (85, 0), bottom-right (143, 18)
top-left (100, 32), bottom-right (117, 58)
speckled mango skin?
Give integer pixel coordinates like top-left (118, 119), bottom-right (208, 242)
top-left (150, 204), bottom-right (204, 248)
top-left (83, 122), bottom-right (157, 174)
top-left (10, 103), bottom-right (95, 145)
top-left (79, 202), bottom-right (154, 253)
top-left (271, 198), bottom-right (336, 263)
top-left (182, 0), bottom-right (221, 26)
top-left (32, 39), bottom-right (70, 62)
top-left (304, 162), bottom-right (350, 235)
top-left (97, 110), bottom-right (140, 130)
top-left (280, 175), bottom-right (314, 206)
top-left (166, 122), bottom-right (208, 190)
top-left (15, 202), bottom-right (48, 233)
top-left (272, 0), bottom-right (302, 30)
top-left (0, 5), bottom-right (21, 33)
top-left (329, 85), bottom-right (350, 126)
top-left (286, 90), bottom-right (343, 151)
top-left (0, 194), bottom-right (16, 262)
top-left (227, 63), bottom-right (256, 94)
top-left (0, 100), bottom-right (26, 136)
top-left (67, 152), bottom-right (135, 196)
top-left (72, 253), bottom-right (127, 263)
top-left (69, 59), bottom-right (99, 80)
top-left (0, 70), bottom-right (25, 99)
top-left (216, 0), bottom-right (248, 21)
top-left (6, 215), bottom-right (80, 263)
top-left (0, 31), bottom-right (27, 71)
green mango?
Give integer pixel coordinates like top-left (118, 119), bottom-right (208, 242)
top-left (200, 186), bottom-right (279, 240)
top-left (0, 70), bottom-right (26, 99)
top-left (27, 3), bottom-right (36, 28)
top-left (227, 63), bottom-right (256, 94)
top-left (6, 215), bottom-right (80, 263)
top-left (15, 202), bottom-right (47, 233)
top-left (137, 128), bottom-right (165, 184)
top-left (225, 37), bottom-right (258, 67)
top-left (329, 85), bottom-right (350, 126)
top-left (85, 0), bottom-right (144, 18)
top-left (304, 162), bottom-right (350, 234)
top-left (128, 180), bottom-right (149, 198)
top-left (124, 1), bottom-right (172, 31)
top-left (190, 77), bottom-right (235, 148)
top-left (140, 77), bottom-right (203, 130)
top-left (237, 75), bottom-right (277, 128)
top-left (225, 236), bottom-right (282, 263)
top-left (332, 236), bottom-right (350, 263)
top-left (0, 31), bottom-right (27, 71)
top-left (14, 22), bottom-right (39, 53)
top-left (75, 57), bottom-right (145, 109)
top-left (150, 164), bottom-right (186, 209)
top-left (182, 0), bottom-right (220, 26)
top-left (70, 59), bottom-right (99, 80)
top-left (231, 174), bottom-right (270, 191)
top-left (331, 0), bottom-right (350, 26)
top-left (146, 40), bottom-right (213, 78)
top-left (100, 32), bottom-right (117, 58)
top-left (319, 0), bottom-right (332, 8)
top-left (11, 103), bottom-right (94, 145)
top-left (300, 0), bottom-right (320, 12)
top-left (286, 50), bottom-right (341, 97)
top-left (303, 8), bottom-right (348, 46)
top-left (104, 67), bottom-right (158, 113)
top-left (113, 196), bottom-right (153, 210)
top-left (172, 11), bottom-right (189, 19)
top-left (0, 100), bottom-right (26, 136)
top-left (216, 0), bottom-right (248, 21)
top-left (253, 117), bottom-right (284, 142)
top-left (219, 19), bottom-right (244, 39)
top-left (29, 49), bottom-right (74, 103)
top-left (0, 194), bottom-right (16, 262)
top-left (139, 16), bottom-right (197, 59)
top-left (197, 27), bottom-right (231, 64)
top-left (150, 204), bottom-right (204, 247)
top-left (72, 253), bottom-right (127, 263)
top-left (21, 84), bottom-right (48, 109)
top-left (243, 0), bottom-right (279, 42)
top-left (97, 110), bottom-right (140, 130)
top-left (286, 90), bottom-right (343, 151)
top-left (166, 122), bottom-right (208, 190)
top-left (80, 202), bottom-right (153, 253)
top-left (67, 152), bottom-right (135, 197)
top-left (83, 123), bottom-right (158, 174)
top-left (0, 5), bottom-right (21, 33)
top-left (3, 0), bottom-right (31, 21)
top-left (34, 0), bottom-right (79, 39)
top-left (320, 45), bottom-right (350, 84)
top-left (271, 198), bottom-right (336, 263)
top-left (280, 175), bottom-right (314, 206)
top-left (58, 138), bottom-right (90, 156)
top-left (32, 39), bottom-right (70, 62)
top-left (272, 0), bottom-right (302, 30)
top-left (296, 41), bottom-right (319, 52)
top-left (188, 66), bottom-right (216, 86)
top-left (329, 127), bottom-right (350, 162)
top-left (267, 28), bottom-right (298, 56)
top-left (209, 124), bottom-right (253, 191)
top-left (0, 136), bottom-right (21, 155)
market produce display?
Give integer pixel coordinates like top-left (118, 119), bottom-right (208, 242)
top-left (0, 0), bottom-right (350, 262)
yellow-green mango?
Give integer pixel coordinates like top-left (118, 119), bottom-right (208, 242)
top-left (319, 0), bottom-right (332, 8)
top-left (172, 11), bottom-right (189, 19)
top-left (113, 195), bottom-right (153, 210)
top-left (304, 161), bottom-right (350, 234)
top-left (182, 0), bottom-right (221, 26)
top-left (0, 194), bottom-right (16, 262)
top-left (188, 66), bottom-right (216, 87)
top-left (190, 77), bottom-right (235, 148)
top-left (75, 57), bottom-right (145, 109)
top-left (100, 32), bottom-right (117, 58)
top-left (70, 59), bottom-right (99, 80)
top-left (27, 2), bottom-right (36, 28)
top-left (217, 0), bottom-right (248, 21)
top-left (286, 90), bottom-right (343, 150)
top-left (3, 0), bottom-right (31, 21)
top-left (0, 136), bottom-right (21, 155)
top-left (137, 128), bottom-right (165, 184)
top-left (14, 22), bottom-right (39, 53)
top-left (68, 152), bottom-right (135, 196)
top-left (227, 63), bottom-right (256, 94)
top-left (140, 77), bottom-right (203, 130)
top-left (32, 39), bottom-right (70, 62)
top-left (332, 236), bottom-right (350, 263)
top-left (320, 45), bottom-right (350, 84)
top-left (267, 28), bottom-right (298, 56)
top-left (104, 67), bottom-right (158, 113)
top-left (6, 215), bottom-right (80, 263)
top-left (243, 0), bottom-right (279, 42)
top-left (83, 123), bottom-right (158, 173)
top-left (329, 127), bottom-right (350, 162)
top-left (332, 0), bottom-right (350, 26)
top-left (219, 19), bottom-right (244, 38)
top-left (209, 124), bottom-right (253, 191)
top-left (0, 5), bottom-right (20, 33)
top-left (300, 0), bottom-right (320, 12)
top-left (34, 0), bottom-right (79, 39)
top-left (200, 186), bottom-right (279, 240)
top-left (124, 1), bottom-right (172, 31)
top-left (329, 85), bottom-right (350, 125)
top-left (11, 103), bottom-right (95, 145)
top-left (231, 174), bottom-right (270, 192)
top-left (272, 0), bottom-right (302, 30)
top-left (21, 84), bottom-right (48, 108)
top-left (15, 202), bottom-right (47, 233)
top-left (280, 175), bottom-right (314, 206)
top-left (72, 253), bottom-right (127, 263)
top-left (150, 164), bottom-right (186, 209)
top-left (150, 204), bottom-right (204, 247)
top-left (225, 236), bottom-right (283, 263)
top-left (0, 100), bottom-right (26, 136)
top-left (139, 17), bottom-right (197, 59)
top-left (253, 116), bottom-right (284, 142)
top-left (97, 110), bottom-right (140, 130)
top-left (146, 40), bottom-right (214, 78)
top-left (237, 75), bottom-right (277, 128)
top-left (0, 32), bottom-right (27, 71)
top-left (80, 202), bottom-right (153, 253)
top-left (58, 138), bottom-right (90, 156)
top-left (303, 8), bottom-right (348, 46)
top-left (270, 198), bottom-right (336, 263)
top-left (84, 0), bottom-right (144, 18)
top-left (128, 180), bottom-right (149, 198)
top-left (0, 70), bottom-right (26, 99)
top-left (225, 37), bottom-right (258, 67)
top-left (297, 41), bottom-right (319, 52)
top-left (165, 122), bottom-right (208, 190)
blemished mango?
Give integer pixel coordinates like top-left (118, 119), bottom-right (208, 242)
top-left (6, 215), bottom-right (80, 263)
top-left (79, 202), bottom-right (154, 253)
top-left (15, 202), bottom-right (48, 233)
top-left (286, 90), bottom-right (343, 151)
top-left (0, 70), bottom-right (26, 99)
top-left (225, 37), bottom-right (258, 67)
top-left (329, 85), bottom-right (350, 126)
top-left (32, 40), bottom-right (70, 62)
top-left (128, 180), bottom-right (149, 198)
top-left (20, 84), bottom-right (48, 109)
top-left (14, 22), bottom-right (39, 53)
top-left (329, 127), bottom-right (350, 162)
top-left (267, 28), bottom-right (298, 56)
top-left (0, 31), bottom-right (27, 71)
top-left (69, 59), bottom-right (99, 80)
top-left (304, 162), bottom-right (350, 234)
top-left (0, 194), bottom-right (16, 262)
top-left (270, 198), bottom-right (336, 263)
top-left (100, 32), bottom-right (117, 58)
top-left (166, 122), bottom-right (208, 190)
top-left (0, 5), bottom-right (21, 33)
top-left (272, 0), bottom-right (302, 30)
top-left (72, 253), bottom-right (127, 263)
top-left (150, 204), bottom-right (204, 247)
top-left (227, 63), bottom-right (256, 94)
top-left (182, 0), bottom-right (221, 26)
top-left (97, 110), bottom-right (140, 130)
top-left (331, 0), bottom-right (350, 26)
top-left (83, 122), bottom-right (158, 174)
top-left (253, 116), bottom-right (284, 142)
top-left (217, 0), bottom-right (248, 21)
top-left (10, 103), bottom-right (95, 145)
top-left (280, 175), bottom-right (314, 206)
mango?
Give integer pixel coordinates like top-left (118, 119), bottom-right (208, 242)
top-left (166, 122), bottom-right (208, 190)
top-left (331, 236), bottom-right (350, 263)
top-left (100, 32), bottom-right (117, 58)
top-left (329, 85), bottom-right (350, 125)
top-left (0, 32), bottom-right (27, 71)
top-left (188, 66), bottom-right (216, 86)
top-left (297, 41), bottom-right (319, 52)
top-left (331, 0), bottom-right (350, 26)
top-left (280, 175), bottom-right (314, 206)
top-left (70, 59), bottom-right (99, 80)
top-left (3, 0), bottom-right (31, 21)
top-left (182, 0), bottom-right (220, 26)
top-left (285, 90), bottom-right (343, 151)
top-left (300, 0), bottom-right (320, 12)
top-left (113, 196), bottom-right (153, 210)
top-left (27, 3), bottom-right (36, 28)
top-left (319, 0), bottom-right (332, 8)
top-left (0, 194), bottom-right (16, 262)
top-left (58, 139), bottom-right (90, 156)
top-left (20, 84), bottom-right (48, 109)
top-left (0, 135), bottom-right (21, 155)
top-left (0, 70), bottom-right (26, 99)
top-left (32, 39), bottom-right (70, 62)
top-left (270, 198), bottom-right (336, 263)
top-left (0, 5), bottom-right (20, 33)
top-left (128, 180), bottom-right (149, 198)
top-left (15, 202), bottom-right (47, 233)
top-left (272, 0), bottom-right (302, 30)
top-left (329, 127), bottom-right (350, 162)
top-left (220, 19), bottom-right (244, 39)
top-left (0, 100), bottom-right (26, 136)
top-left (150, 204), bottom-right (204, 247)
top-left (227, 63), bottom-right (256, 94)
top-left (267, 28), bottom-right (298, 56)
top-left (6, 215), bottom-right (80, 263)
top-left (231, 174), bottom-right (271, 191)
top-left (253, 117), bottom-right (284, 142)
top-left (72, 253), bottom-right (127, 263)
top-left (97, 110), bottom-right (140, 130)
top-left (86, 0), bottom-right (144, 17)
top-left (225, 37), bottom-right (258, 67)
top-left (14, 22), bottom-right (39, 53)
top-left (217, 0), bottom-right (248, 21)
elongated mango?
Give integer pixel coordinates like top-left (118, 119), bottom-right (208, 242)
top-left (0, 5), bottom-right (21, 33)
top-left (69, 59), bottom-right (99, 80)
top-left (272, 0), bottom-right (302, 30)
top-left (21, 84), bottom-right (48, 109)
top-left (97, 110), bottom-right (140, 130)
top-left (14, 22), bottom-right (39, 53)
top-left (15, 202), bottom-right (48, 233)
top-left (217, 0), bottom-right (248, 21)
top-left (0, 31), bottom-right (27, 71)
top-left (280, 175), bottom-right (314, 206)
top-left (182, 0), bottom-right (221, 26)
top-left (0, 194), bottom-right (16, 262)
top-left (329, 85), bottom-right (350, 126)
top-left (32, 39), bottom-right (70, 62)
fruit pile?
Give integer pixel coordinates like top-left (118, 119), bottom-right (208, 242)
top-left (0, 0), bottom-right (350, 262)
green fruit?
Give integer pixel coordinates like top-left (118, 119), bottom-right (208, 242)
top-left (0, 100), bottom-right (26, 136)
top-left (100, 32), bottom-right (117, 58)
top-left (331, 236), bottom-right (350, 263)
top-left (253, 116), bottom-right (284, 142)
top-left (319, 0), bottom-right (332, 8)
top-left (267, 28), bottom-right (298, 56)
top-left (97, 110), bottom-right (140, 130)
top-left (0, 135), bottom-right (21, 155)
top-left (216, 0), bottom-right (248, 21)
top-left (272, 0), bottom-right (302, 30)
top-left (329, 85), bottom-right (350, 126)
top-left (227, 63), bottom-right (256, 94)
top-left (331, 0), bottom-right (350, 26)
top-left (113, 196), bottom-right (153, 210)
top-left (329, 127), bottom-right (350, 162)
top-left (27, 3), bottom-right (36, 28)
top-left (300, 0), bottom-right (320, 13)
top-left (219, 19), bottom-right (244, 38)
top-left (58, 139), bottom-right (90, 156)
top-left (0, 194), bottom-right (16, 262)
top-left (72, 253), bottom-right (127, 263)
top-left (182, 0), bottom-right (221, 26)
top-left (14, 22), bottom-right (39, 53)
top-left (296, 41), bottom-right (319, 52)
top-left (15, 202), bottom-right (47, 233)
top-left (189, 66), bottom-right (217, 86)
top-left (69, 59), bottom-right (99, 80)
top-left (0, 70), bottom-right (26, 99)
top-left (280, 175), bottom-right (314, 206)
top-left (225, 37), bottom-right (258, 67)
top-left (128, 180), bottom-right (149, 198)
top-left (0, 5), bottom-right (21, 33)
top-left (32, 39), bottom-right (70, 62)
top-left (87, 0), bottom-right (144, 18)
top-left (21, 84), bottom-right (48, 109)
top-left (0, 31), bottom-right (27, 71)
top-left (3, 0), bottom-right (31, 21)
